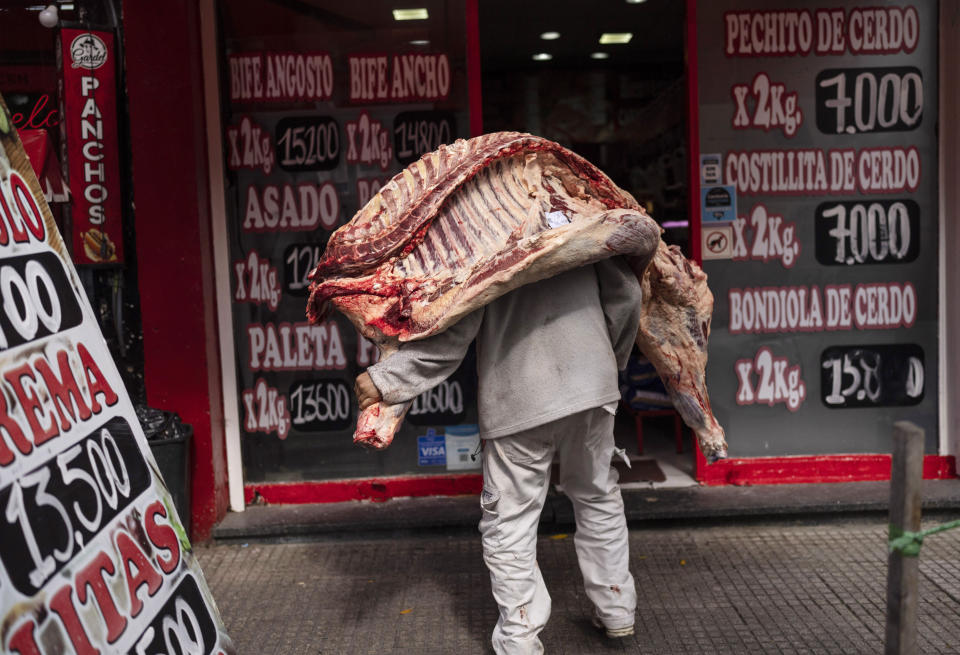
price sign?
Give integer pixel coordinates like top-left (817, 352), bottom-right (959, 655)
top-left (407, 348), bottom-right (477, 426)
top-left (275, 116), bottom-right (340, 172)
top-left (0, 95), bottom-right (234, 654)
top-left (287, 378), bottom-right (353, 430)
top-left (697, 3), bottom-right (939, 458)
top-left (217, 32), bottom-right (472, 480)
top-left (283, 242), bottom-right (323, 297)
top-left (814, 199), bottom-right (920, 266)
top-left (815, 67), bottom-right (923, 135)
top-left (0, 252), bottom-right (83, 349)
top-left (393, 111), bottom-right (455, 165)
top-left (0, 418), bottom-right (150, 596)
top-left (128, 575), bottom-right (219, 655)
top-left (820, 344), bottom-right (924, 408)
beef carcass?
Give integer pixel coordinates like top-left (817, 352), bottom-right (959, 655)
top-left (636, 244), bottom-right (727, 459)
top-left (307, 132), bottom-right (727, 459)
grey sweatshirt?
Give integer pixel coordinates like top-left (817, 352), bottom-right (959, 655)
top-left (367, 257), bottom-right (643, 439)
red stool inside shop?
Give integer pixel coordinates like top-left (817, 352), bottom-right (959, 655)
top-left (622, 403), bottom-right (684, 456)
top-left (620, 353), bottom-right (685, 456)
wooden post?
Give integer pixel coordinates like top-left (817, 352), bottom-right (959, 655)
top-left (885, 421), bottom-right (924, 655)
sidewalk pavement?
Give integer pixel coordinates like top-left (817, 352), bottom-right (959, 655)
top-left (199, 479), bottom-right (960, 653)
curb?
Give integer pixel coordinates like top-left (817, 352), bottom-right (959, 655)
top-left (212, 478), bottom-right (960, 542)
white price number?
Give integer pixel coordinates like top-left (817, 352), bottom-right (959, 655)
top-left (0, 259), bottom-right (62, 351)
top-left (290, 380), bottom-right (351, 426)
top-left (409, 379), bottom-right (464, 416)
top-left (277, 121), bottom-right (339, 168)
top-left (823, 352), bottom-right (881, 405)
top-left (5, 428), bottom-right (132, 589)
top-left (819, 69), bottom-right (922, 134)
top-left (134, 597), bottom-right (206, 655)
top-left (284, 244), bottom-right (322, 293)
top-left (823, 202), bottom-right (912, 265)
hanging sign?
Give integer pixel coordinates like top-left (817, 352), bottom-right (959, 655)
top-left (60, 28), bottom-right (124, 265)
top-left (0, 95), bottom-right (234, 655)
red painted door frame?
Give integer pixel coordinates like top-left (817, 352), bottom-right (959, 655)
top-left (122, 0), bottom-right (228, 540)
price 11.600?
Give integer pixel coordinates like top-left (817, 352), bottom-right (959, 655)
top-left (821, 344), bottom-right (924, 408)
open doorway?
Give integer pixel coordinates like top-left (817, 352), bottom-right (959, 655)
top-left (478, 0), bottom-right (697, 487)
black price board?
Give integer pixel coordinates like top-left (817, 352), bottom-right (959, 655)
top-left (815, 67), bottom-right (923, 135)
top-left (393, 111), bottom-right (456, 165)
top-left (219, 18), bottom-right (474, 484)
top-left (820, 344), bottom-right (924, 408)
top-left (282, 241), bottom-right (324, 297)
top-left (287, 377), bottom-right (354, 431)
top-left (697, 1), bottom-right (939, 457)
top-left (814, 199), bottom-right (920, 265)
top-left (127, 575), bottom-right (219, 655)
top-left (0, 418), bottom-right (149, 597)
top-left (0, 251), bottom-right (82, 351)
top-left (406, 347), bottom-right (477, 426)
top-left (275, 115), bottom-right (341, 172)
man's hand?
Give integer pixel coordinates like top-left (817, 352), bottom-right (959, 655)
top-left (355, 372), bottom-right (382, 411)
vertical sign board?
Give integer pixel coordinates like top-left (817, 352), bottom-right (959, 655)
top-left (0, 98), bottom-right (234, 654)
top-left (220, 5), bottom-right (474, 484)
top-left (697, 2), bottom-right (939, 457)
top-left (60, 28), bottom-right (124, 265)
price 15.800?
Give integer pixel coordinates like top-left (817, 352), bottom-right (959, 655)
top-left (820, 344), bottom-right (924, 408)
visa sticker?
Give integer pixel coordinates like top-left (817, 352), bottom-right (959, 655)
top-left (417, 429), bottom-right (446, 466)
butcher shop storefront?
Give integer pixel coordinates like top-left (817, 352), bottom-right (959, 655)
top-left (202, 0), bottom-right (960, 512)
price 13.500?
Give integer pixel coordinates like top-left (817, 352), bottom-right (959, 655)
top-left (0, 417), bottom-right (150, 596)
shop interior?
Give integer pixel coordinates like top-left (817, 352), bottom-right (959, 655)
top-left (480, 0), bottom-right (696, 486)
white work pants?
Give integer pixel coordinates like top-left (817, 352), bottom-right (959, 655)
top-left (479, 407), bottom-right (636, 655)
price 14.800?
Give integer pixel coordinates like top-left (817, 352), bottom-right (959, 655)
top-left (820, 344), bottom-right (924, 408)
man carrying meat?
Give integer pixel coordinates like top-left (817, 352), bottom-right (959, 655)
top-left (354, 256), bottom-right (642, 654)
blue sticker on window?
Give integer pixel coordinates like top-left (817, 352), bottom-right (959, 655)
top-left (417, 429), bottom-right (446, 466)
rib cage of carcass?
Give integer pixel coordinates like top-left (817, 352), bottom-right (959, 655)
top-left (306, 132), bottom-right (728, 460)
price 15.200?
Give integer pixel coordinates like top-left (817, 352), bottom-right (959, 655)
top-left (275, 116), bottom-right (340, 172)
top-left (0, 417), bottom-right (150, 596)
top-left (820, 344), bottom-right (924, 408)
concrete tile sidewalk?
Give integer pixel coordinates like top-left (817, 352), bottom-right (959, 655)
top-left (198, 517), bottom-right (960, 654)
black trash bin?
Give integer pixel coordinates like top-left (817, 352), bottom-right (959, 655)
top-left (138, 407), bottom-right (192, 536)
